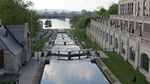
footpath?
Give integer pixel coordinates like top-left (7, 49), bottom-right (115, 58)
top-left (19, 52), bottom-right (45, 84)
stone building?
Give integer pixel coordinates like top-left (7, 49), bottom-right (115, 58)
top-left (0, 23), bottom-right (31, 76)
top-left (87, 0), bottom-right (150, 82)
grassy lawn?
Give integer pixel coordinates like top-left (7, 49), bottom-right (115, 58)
top-left (71, 28), bottom-right (101, 50)
top-left (102, 52), bottom-right (149, 84)
top-left (0, 81), bottom-right (13, 84)
top-left (72, 28), bottom-right (149, 84)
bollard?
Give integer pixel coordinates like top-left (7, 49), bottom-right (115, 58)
top-left (68, 51), bottom-right (71, 60)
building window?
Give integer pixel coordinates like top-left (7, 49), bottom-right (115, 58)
top-left (100, 30), bottom-right (102, 36)
top-left (110, 35), bottom-right (113, 45)
top-left (129, 21), bottom-right (134, 34)
top-left (144, 23), bottom-right (150, 33)
top-left (103, 32), bottom-right (105, 39)
top-left (129, 47), bottom-right (135, 61)
top-left (121, 41), bottom-right (125, 54)
top-left (143, 0), bottom-right (146, 16)
top-left (137, 2), bottom-right (140, 16)
top-left (106, 33), bottom-right (108, 42)
top-left (141, 53), bottom-right (149, 72)
top-left (115, 38), bottom-right (118, 49)
top-left (139, 23), bottom-right (142, 36)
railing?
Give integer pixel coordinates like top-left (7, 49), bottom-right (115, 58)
top-left (141, 37), bottom-right (150, 45)
top-left (111, 15), bottom-right (150, 22)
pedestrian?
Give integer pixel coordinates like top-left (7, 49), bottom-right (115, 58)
top-left (97, 52), bottom-right (100, 57)
top-left (41, 52), bottom-right (44, 57)
top-left (87, 50), bottom-right (90, 58)
top-left (94, 50), bottom-right (97, 57)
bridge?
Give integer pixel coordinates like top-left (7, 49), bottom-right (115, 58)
top-left (46, 49), bottom-right (90, 60)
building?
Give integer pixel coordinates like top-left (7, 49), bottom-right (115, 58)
top-left (86, 0), bottom-right (150, 82)
top-left (0, 23), bottom-right (31, 76)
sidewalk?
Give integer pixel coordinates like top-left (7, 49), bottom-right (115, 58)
top-left (19, 56), bottom-right (45, 84)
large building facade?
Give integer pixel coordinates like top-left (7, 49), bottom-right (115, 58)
top-left (87, 0), bottom-right (150, 82)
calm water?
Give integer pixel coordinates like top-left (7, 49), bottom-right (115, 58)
top-left (41, 59), bottom-right (109, 84)
top-left (40, 19), bottom-right (109, 84)
top-left (39, 19), bottom-right (70, 29)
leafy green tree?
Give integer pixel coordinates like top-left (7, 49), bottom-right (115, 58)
top-left (0, 0), bottom-right (40, 36)
top-left (70, 15), bottom-right (82, 27)
top-left (44, 20), bottom-right (52, 28)
top-left (108, 3), bottom-right (118, 15)
top-left (97, 8), bottom-right (109, 18)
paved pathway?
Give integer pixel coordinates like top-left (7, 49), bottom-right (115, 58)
top-left (99, 51), bottom-right (109, 58)
top-left (19, 55), bottom-right (45, 84)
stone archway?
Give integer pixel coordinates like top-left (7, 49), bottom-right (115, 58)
top-left (141, 53), bottom-right (149, 72)
top-left (129, 47), bottom-right (135, 61)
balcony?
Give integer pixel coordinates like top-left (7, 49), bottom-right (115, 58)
top-left (111, 15), bottom-right (150, 22)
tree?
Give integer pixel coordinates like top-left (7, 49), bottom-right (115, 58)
top-left (108, 3), bottom-right (118, 15)
top-left (0, 0), bottom-right (40, 36)
top-left (97, 8), bottom-right (109, 18)
top-left (44, 20), bottom-right (52, 28)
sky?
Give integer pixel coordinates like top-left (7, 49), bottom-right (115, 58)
top-left (29, 0), bottom-right (119, 11)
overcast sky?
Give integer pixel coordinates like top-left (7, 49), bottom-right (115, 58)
top-left (29, 0), bottom-right (119, 11)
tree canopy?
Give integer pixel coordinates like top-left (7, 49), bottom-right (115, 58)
top-left (70, 3), bottom-right (119, 29)
top-left (45, 20), bottom-right (52, 28)
top-left (0, 0), bottom-right (39, 36)
top-left (108, 3), bottom-right (118, 15)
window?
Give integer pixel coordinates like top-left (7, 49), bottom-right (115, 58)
top-left (103, 31), bottom-right (105, 39)
top-left (129, 47), bottom-right (135, 61)
top-left (121, 41), bottom-right (125, 54)
top-left (106, 33), bottom-right (108, 42)
top-left (141, 53), bottom-right (149, 72)
top-left (137, 2), bottom-right (140, 16)
top-left (110, 36), bottom-right (112, 45)
top-left (115, 38), bottom-right (118, 49)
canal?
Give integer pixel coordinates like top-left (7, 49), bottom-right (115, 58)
top-left (40, 19), bottom-right (109, 84)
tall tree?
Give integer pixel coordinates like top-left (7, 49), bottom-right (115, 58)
top-left (97, 8), bottom-right (109, 18)
top-left (0, 0), bottom-right (40, 36)
top-left (45, 20), bottom-right (52, 28)
top-left (108, 3), bottom-right (118, 15)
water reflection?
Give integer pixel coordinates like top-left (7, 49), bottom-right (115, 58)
top-left (41, 59), bottom-right (109, 84)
